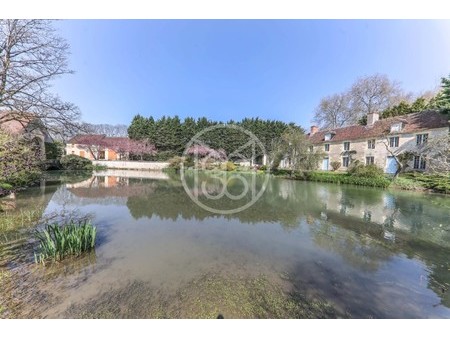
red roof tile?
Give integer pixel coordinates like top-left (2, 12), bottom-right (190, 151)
top-left (309, 110), bottom-right (449, 144)
top-left (68, 134), bottom-right (129, 148)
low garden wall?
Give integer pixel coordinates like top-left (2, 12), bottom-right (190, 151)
top-left (92, 160), bottom-right (169, 170)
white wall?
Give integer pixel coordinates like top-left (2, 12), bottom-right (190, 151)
top-left (92, 160), bottom-right (169, 170)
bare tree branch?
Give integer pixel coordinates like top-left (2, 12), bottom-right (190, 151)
top-left (0, 19), bottom-right (80, 138)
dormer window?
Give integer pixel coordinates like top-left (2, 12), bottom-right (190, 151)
top-left (390, 123), bottom-right (402, 133)
top-left (324, 133), bottom-right (333, 141)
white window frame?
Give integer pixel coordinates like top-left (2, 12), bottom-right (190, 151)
top-left (416, 133), bottom-right (428, 145)
top-left (343, 141), bottom-right (350, 151)
top-left (413, 155), bottom-right (426, 170)
top-left (366, 156), bottom-right (375, 165)
top-left (342, 156), bottom-right (350, 167)
top-left (389, 136), bottom-right (399, 148)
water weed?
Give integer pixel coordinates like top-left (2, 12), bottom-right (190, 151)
top-left (34, 221), bottom-right (97, 265)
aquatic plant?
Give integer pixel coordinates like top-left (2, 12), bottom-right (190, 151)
top-left (34, 220), bottom-right (97, 265)
top-left (0, 207), bottom-right (44, 231)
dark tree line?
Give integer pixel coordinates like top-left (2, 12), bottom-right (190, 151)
top-left (127, 115), bottom-right (303, 160)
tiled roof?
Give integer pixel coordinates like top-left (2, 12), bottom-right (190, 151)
top-left (67, 134), bottom-right (129, 147)
top-left (0, 111), bottom-right (35, 134)
top-left (309, 110), bottom-right (449, 144)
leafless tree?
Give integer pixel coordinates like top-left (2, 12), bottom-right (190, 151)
top-left (81, 123), bottom-right (129, 137)
top-left (313, 74), bottom-right (409, 129)
top-left (416, 134), bottom-right (450, 173)
top-left (349, 74), bottom-right (407, 118)
top-left (313, 92), bottom-right (353, 129)
top-left (0, 20), bottom-right (80, 137)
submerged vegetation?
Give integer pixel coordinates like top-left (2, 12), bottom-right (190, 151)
top-left (0, 207), bottom-right (44, 232)
top-left (65, 273), bottom-right (343, 319)
top-left (34, 221), bottom-right (97, 265)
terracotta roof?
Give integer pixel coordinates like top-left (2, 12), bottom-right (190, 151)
top-left (0, 111), bottom-right (36, 134)
top-left (67, 134), bottom-right (129, 147)
top-left (309, 110), bottom-right (449, 144)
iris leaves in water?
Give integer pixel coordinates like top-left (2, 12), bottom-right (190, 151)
top-left (34, 221), bottom-right (97, 265)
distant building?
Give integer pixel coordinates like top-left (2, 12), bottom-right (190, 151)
top-left (0, 111), bottom-right (53, 160)
top-left (307, 110), bottom-right (449, 173)
top-left (278, 110), bottom-right (449, 173)
top-left (66, 134), bottom-right (129, 160)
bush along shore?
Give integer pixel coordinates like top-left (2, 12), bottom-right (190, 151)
top-left (269, 165), bottom-right (450, 193)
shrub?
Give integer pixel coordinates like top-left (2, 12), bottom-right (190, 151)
top-left (259, 165), bottom-right (268, 171)
top-left (44, 141), bottom-right (64, 160)
top-left (347, 160), bottom-right (364, 175)
top-left (0, 129), bottom-right (42, 191)
top-left (34, 220), bottom-right (97, 265)
top-left (60, 154), bottom-right (93, 170)
top-left (168, 156), bottom-right (195, 170)
top-left (304, 171), bottom-right (391, 188)
top-left (402, 172), bottom-right (450, 194)
top-left (330, 161), bottom-right (341, 171)
top-left (168, 156), bottom-right (184, 170)
top-left (351, 164), bottom-right (384, 178)
top-left (221, 161), bottom-right (237, 171)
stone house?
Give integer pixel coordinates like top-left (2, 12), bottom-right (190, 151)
top-left (308, 110), bottom-right (449, 173)
top-left (66, 134), bottom-right (128, 161)
top-left (0, 111), bottom-right (53, 160)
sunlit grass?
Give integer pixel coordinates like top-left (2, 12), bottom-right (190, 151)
top-left (34, 220), bottom-right (97, 265)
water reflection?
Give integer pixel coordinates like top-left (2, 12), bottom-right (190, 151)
top-left (3, 171), bottom-right (450, 318)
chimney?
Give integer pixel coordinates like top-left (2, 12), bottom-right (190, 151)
top-left (310, 125), bottom-right (319, 135)
top-left (367, 112), bottom-right (379, 126)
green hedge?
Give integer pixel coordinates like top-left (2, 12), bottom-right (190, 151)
top-left (60, 155), bottom-right (93, 170)
top-left (304, 171), bottom-right (391, 188)
top-left (272, 170), bottom-right (391, 188)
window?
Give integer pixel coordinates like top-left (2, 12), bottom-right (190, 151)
top-left (390, 123), bottom-right (402, 133)
top-left (99, 151), bottom-right (106, 160)
top-left (413, 156), bottom-right (426, 170)
top-left (366, 156), bottom-right (375, 165)
top-left (342, 156), bottom-right (350, 167)
top-left (367, 139), bottom-right (375, 149)
top-left (309, 146), bottom-right (314, 152)
top-left (324, 144), bottom-right (330, 152)
top-left (416, 133), bottom-right (428, 145)
top-left (343, 142), bottom-right (350, 151)
top-left (71, 151), bottom-right (75, 154)
top-left (324, 133), bottom-right (333, 141)
top-left (389, 136), bottom-right (399, 148)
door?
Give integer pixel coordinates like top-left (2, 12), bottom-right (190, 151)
top-left (385, 156), bottom-right (398, 174)
top-left (322, 158), bottom-right (329, 171)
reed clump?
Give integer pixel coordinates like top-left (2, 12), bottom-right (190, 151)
top-left (34, 220), bottom-right (97, 265)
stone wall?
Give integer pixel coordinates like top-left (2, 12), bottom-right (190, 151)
top-left (92, 160), bottom-right (169, 170)
top-left (312, 127), bottom-right (449, 173)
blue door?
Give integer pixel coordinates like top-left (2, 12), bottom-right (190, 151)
top-left (322, 158), bottom-right (329, 171)
top-left (385, 156), bottom-right (398, 174)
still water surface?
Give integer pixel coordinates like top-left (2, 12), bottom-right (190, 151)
top-left (1, 170), bottom-right (449, 318)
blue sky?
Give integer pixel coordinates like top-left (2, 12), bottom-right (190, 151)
top-left (53, 20), bottom-right (450, 129)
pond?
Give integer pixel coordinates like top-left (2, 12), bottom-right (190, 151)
top-left (1, 169), bottom-right (450, 318)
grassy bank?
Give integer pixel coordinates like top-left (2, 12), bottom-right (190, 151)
top-left (270, 169), bottom-right (450, 193)
top-left (271, 169), bottom-right (391, 188)
top-left (391, 173), bottom-right (450, 194)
